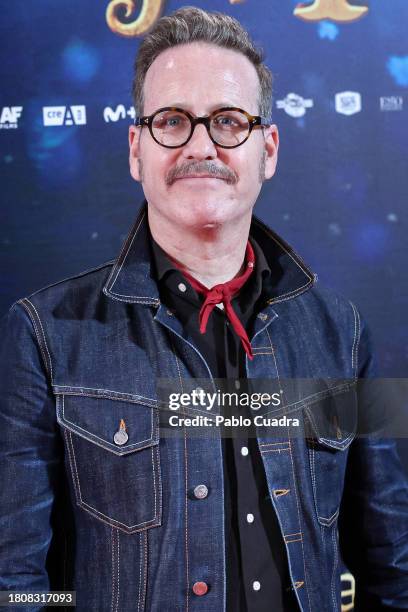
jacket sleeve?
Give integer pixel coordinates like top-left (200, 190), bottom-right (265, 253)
top-left (0, 302), bottom-right (62, 609)
top-left (339, 310), bottom-right (408, 610)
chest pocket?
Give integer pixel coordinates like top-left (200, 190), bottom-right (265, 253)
top-left (305, 384), bottom-right (357, 527)
top-left (56, 392), bottom-right (161, 534)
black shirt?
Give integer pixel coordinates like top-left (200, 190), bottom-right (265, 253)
top-left (150, 232), bottom-right (297, 611)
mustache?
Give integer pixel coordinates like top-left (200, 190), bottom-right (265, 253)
top-left (165, 161), bottom-right (238, 186)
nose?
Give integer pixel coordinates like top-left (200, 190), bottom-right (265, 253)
top-left (181, 122), bottom-right (217, 161)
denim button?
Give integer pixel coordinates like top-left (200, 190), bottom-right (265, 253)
top-left (240, 446), bottom-right (249, 456)
top-left (113, 419), bottom-right (128, 446)
top-left (192, 581), bottom-right (208, 596)
top-left (252, 580), bottom-right (261, 591)
top-left (178, 283), bottom-right (187, 293)
top-left (193, 484), bottom-right (208, 499)
top-left (246, 513), bottom-right (255, 523)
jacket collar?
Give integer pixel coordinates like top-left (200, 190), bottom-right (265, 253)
top-left (103, 202), bottom-right (317, 306)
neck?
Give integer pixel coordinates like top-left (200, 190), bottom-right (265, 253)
top-left (148, 207), bottom-right (252, 288)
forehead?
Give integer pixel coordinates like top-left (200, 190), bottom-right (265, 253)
top-left (143, 42), bottom-right (260, 115)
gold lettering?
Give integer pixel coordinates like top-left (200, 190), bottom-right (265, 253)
top-left (106, 0), bottom-right (164, 37)
top-left (294, 0), bottom-right (368, 23)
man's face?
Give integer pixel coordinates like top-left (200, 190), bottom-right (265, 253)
top-left (129, 42), bottom-right (279, 230)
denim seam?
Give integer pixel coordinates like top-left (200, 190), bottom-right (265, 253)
top-left (349, 301), bottom-right (360, 381)
top-left (266, 327), bottom-right (311, 611)
top-left (54, 386), bottom-right (159, 407)
top-left (331, 524), bottom-right (339, 610)
top-left (142, 531), bottom-right (148, 611)
top-left (309, 442), bottom-right (341, 526)
top-left (116, 529), bottom-right (120, 612)
top-left (22, 299), bottom-right (54, 382)
top-left (66, 424), bottom-right (159, 531)
top-left (259, 441), bottom-right (290, 448)
top-left (107, 210), bottom-right (145, 293)
top-left (18, 299), bottom-right (53, 382)
top-left (137, 532), bottom-right (143, 612)
top-left (261, 447), bottom-right (290, 454)
top-left (169, 341), bottom-right (190, 611)
top-left (111, 528), bottom-right (115, 612)
top-left (61, 394), bottom-right (155, 451)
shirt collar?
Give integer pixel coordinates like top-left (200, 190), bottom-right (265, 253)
top-left (103, 201), bottom-right (316, 305)
top-left (149, 228), bottom-right (270, 315)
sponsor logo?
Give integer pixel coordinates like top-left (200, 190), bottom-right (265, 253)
top-left (380, 96), bottom-right (403, 111)
top-left (0, 106), bottom-right (23, 129)
top-left (42, 105), bottom-right (87, 126)
top-left (276, 93), bottom-right (314, 118)
top-left (335, 91), bottom-right (362, 116)
top-left (103, 104), bottom-right (136, 123)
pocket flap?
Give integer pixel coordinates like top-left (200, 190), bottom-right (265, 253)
top-left (56, 392), bottom-right (159, 455)
top-left (304, 385), bottom-right (357, 451)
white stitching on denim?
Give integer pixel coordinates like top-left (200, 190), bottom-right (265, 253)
top-left (66, 413), bottom-right (158, 531)
top-left (61, 394), bottom-right (155, 450)
top-left (318, 509), bottom-right (339, 527)
top-left (137, 533), bottom-right (143, 612)
top-left (18, 300), bottom-right (52, 381)
top-left (170, 343), bottom-right (190, 612)
top-left (261, 447), bottom-right (290, 454)
top-left (284, 531), bottom-right (302, 539)
top-left (111, 528), bottom-right (115, 612)
top-left (143, 531), bottom-right (148, 611)
top-left (54, 385), bottom-right (158, 406)
top-left (115, 529), bottom-right (120, 612)
top-left (331, 525), bottom-right (339, 610)
top-left (107, 210), bottom-right (145, 291)
top-left (24, 299), bottom-right (54, 383)
top-left (349, 301), bottom-right (360, 381)
top-left (259, 441), bottom-right (290, 448)
top-left (266, 327), bottom-right (312, 611)
top-left (63, 428), bottom-right (81, 499)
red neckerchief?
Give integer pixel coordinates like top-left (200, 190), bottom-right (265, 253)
top-left (174, 241), bottom-right (255, 360)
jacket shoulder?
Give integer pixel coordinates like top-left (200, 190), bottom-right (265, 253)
top-left (16, 260), bottom-right (115, 313)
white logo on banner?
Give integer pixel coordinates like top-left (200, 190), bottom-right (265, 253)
top-left (103, 105), bottom-right (136, 122)
top-left (276, 93), bottom-right (314, 118)
top-left (0, 106), bottom-right (23, 129)
top-left (335, 91), bottom-right (362, 116)
top-left (380, 96), bottom-right (403, 111)
top-left (42, 105), bottom-right (87, 126)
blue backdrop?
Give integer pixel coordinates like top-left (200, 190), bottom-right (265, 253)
top-left (1, 2), bottom-right (407, 448)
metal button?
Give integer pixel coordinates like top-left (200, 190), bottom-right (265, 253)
top-left (192, 581), bottom-right (208, 596)
top-left (113, 419), bottom-right (128, 446)
top-left (257, 312), bottom-right (268, 321)
top-left (240, 446), bottom-right (249, 456)
top-left (246, 513), bottom-right (255, 524)
top-left (178, 282), bottom-right (187, 293)
top-left (253, 580), bottom-right (261, 591)
top-left (193, 484), bottom-right (208, 499)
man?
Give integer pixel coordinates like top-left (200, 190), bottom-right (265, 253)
top-left (0, 6), bottom-right (407, 612)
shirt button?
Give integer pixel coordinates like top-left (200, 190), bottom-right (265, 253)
top-left (240, 446), bottom-right (249, 456)
top-left (235, 380), bottom-right (241, 390)
top-left (192, 581), bottom-right (208, 596)
top-left (193, 484), bottom-right (208, 500)
top-left (253, 580), bottom-right (261, 591)
top-left (246, 513), bottom-right (255, 523)
top-left (178, 282), bottom-right (187, 293)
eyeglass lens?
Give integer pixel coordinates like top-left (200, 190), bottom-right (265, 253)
top-left (151, 109), bottom-right (250, 147)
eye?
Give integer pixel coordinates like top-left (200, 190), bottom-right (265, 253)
top-left (213, 115), bottom-right (238, 127)
top-left (153, 112), bottom-right (189, 130)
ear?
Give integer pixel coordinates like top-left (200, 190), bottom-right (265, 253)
top-left (263, 124), bottom-right (279, 180)
top-left (129, 125), bottom-right (142, 182)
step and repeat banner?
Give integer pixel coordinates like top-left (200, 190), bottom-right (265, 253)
top-left (1, 1), bottom-right (407, 608)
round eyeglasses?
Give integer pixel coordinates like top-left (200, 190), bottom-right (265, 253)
top-left (134, 107), bottom-right (270, 149)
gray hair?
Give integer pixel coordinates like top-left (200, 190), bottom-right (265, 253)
top-left (132, 6), bottom-right (273, 119)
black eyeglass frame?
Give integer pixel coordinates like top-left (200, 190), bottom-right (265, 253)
top-left (134, 106), bottom-right (270, 149)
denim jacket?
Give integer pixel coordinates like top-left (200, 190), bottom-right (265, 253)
top-left (1, 205), bottom-right (407, 611)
